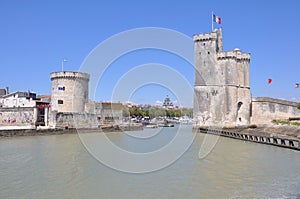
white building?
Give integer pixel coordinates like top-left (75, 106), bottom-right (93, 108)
top-left (0, 91), bottom-right (37, 108)
top-left (0, 91), bottom-right (50, 129)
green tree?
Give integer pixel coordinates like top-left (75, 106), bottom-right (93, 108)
top-left (181, 108), bottom-right (193, 117)
top-left (174, 110), bottom-right (182, 117)
top-left (149, 107), bottom-right (166, 118)
top-left (143, 109), bottom-right (149, 117)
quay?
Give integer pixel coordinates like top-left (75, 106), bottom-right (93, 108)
top-left (0, 124), bottom-right (143, 137)
top-left (197, 127), bottom-right (300, 151)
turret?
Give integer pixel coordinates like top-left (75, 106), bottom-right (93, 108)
top-left (50, 71), bottom-right (90, 113)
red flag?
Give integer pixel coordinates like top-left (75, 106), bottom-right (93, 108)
top-left (268, 78), bottom-right (272, 84)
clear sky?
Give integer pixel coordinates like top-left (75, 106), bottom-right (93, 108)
top-left (1, 0), bottom-right (300, 107)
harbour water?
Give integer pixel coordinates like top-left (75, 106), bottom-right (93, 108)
top-left (1, 126), bottom-right (300, 199)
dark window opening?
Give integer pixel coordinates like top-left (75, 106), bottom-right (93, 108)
top-left (58, 100), bottom-right (63, 104)
top-left (58, 86), bottom-right (65, 91)
top-left (208, 51), bottom-right (210, 54)
top-left (237, 102), bottom-right (243, 111)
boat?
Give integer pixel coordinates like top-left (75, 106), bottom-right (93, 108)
top-left (145, 124), bottom-right (158, 128)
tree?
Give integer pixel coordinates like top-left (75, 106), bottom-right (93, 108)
top-left (149, 107), bottom-right (166, 118)
top-left (181, 108), bottom-right (193, 117)
top-left (297, 103), bottom-right (300, 110)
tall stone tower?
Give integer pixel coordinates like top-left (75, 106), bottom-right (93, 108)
top-left (50, 71), bottom-right (90, 113)
top-left (193, 28), bottom-right (251, 128)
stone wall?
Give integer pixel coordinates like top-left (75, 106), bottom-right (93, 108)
top-left (251, 97), bottom-right (300, 125)
top-left (53, 112), bottom-right (100, 129)
top-left (0, 107), bottom-right (36, 129)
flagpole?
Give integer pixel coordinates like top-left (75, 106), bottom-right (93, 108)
top-left (61, 59), bottom-right (68, 71)
top-left (212, 11), bottom-right (213, 31)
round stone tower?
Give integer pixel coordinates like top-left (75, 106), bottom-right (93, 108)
top-left (50, 71), bottom-right (90, 113)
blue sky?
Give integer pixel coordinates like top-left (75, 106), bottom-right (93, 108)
top-left (1, 0), bottom-right (300, 107)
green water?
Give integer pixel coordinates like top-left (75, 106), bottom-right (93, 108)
top-left (0, 126), bottom-right (299, 199)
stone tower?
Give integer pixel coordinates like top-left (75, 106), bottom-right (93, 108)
top-left (50, 71), bottom-right (90, 113)
top-left (193, 28), bottom-right (251, 128)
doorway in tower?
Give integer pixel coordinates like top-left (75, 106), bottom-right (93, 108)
top-left (237, 102), bottom-right (243, 123)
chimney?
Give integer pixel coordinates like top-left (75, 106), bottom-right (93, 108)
top-left (5, 87), bottom-right (9, 95)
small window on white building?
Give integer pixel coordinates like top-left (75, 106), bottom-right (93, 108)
top-left (58, 100), bottom-right (63, 104)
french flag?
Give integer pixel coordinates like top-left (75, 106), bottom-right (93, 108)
top-left (213, 14), bottom-right (221, 24)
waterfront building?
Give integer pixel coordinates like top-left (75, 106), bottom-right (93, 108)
top-left (193, 28), bottom-right (300, 128)
top-left (0, 91), bottom-right (37, 108)
top-left (0, 91), bottom-right (49, 129)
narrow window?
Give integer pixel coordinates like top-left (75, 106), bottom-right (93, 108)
top-left (208, 51), bottom-right (210, 54)
top-left (58, 86), bottom-right (65, 91)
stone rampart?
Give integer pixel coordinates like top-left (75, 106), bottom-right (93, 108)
top-left (54, 112), bottom-right (99, 129)
top-left (251, 97), bottom-right (300, 125)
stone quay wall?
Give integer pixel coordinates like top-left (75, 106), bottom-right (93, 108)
top-left (251, 97), bottom-right (300, 125)
top-left (51, 112), bottom-right (100, 129)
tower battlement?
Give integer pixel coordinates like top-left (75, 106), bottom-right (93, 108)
top-left (50, 71), bottom-right (90, 81)
top-left (193, 31), bottom-right (218, 42)
top-left (217, 50), bottom-right (250, 61)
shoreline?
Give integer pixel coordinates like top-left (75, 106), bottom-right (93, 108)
top-left (2, 124), bottom-right (300, 151)
top-left (0, 125), bottom-right (143, 137)
top-left (196, 125), bottom-right (300, 151)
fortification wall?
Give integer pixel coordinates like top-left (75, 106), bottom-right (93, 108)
top-left (251, 97), bottom-right (300, 125)
top-left (54, 112), bottom-right (99, 129)
top-left (194, 85), bottom-right (227, 127)
top-left (0, 107), bottom-right (36, 129)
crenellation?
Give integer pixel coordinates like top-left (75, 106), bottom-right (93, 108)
top-left (50, 71), bottom-right (90, 81)
top-left (193, 32), bottom-right (217, 42)
top-left (217, 51), bottom-right (250, 61)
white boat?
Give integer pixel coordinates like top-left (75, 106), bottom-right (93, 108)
top-left (145, 124), bottom-right (158, 128)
